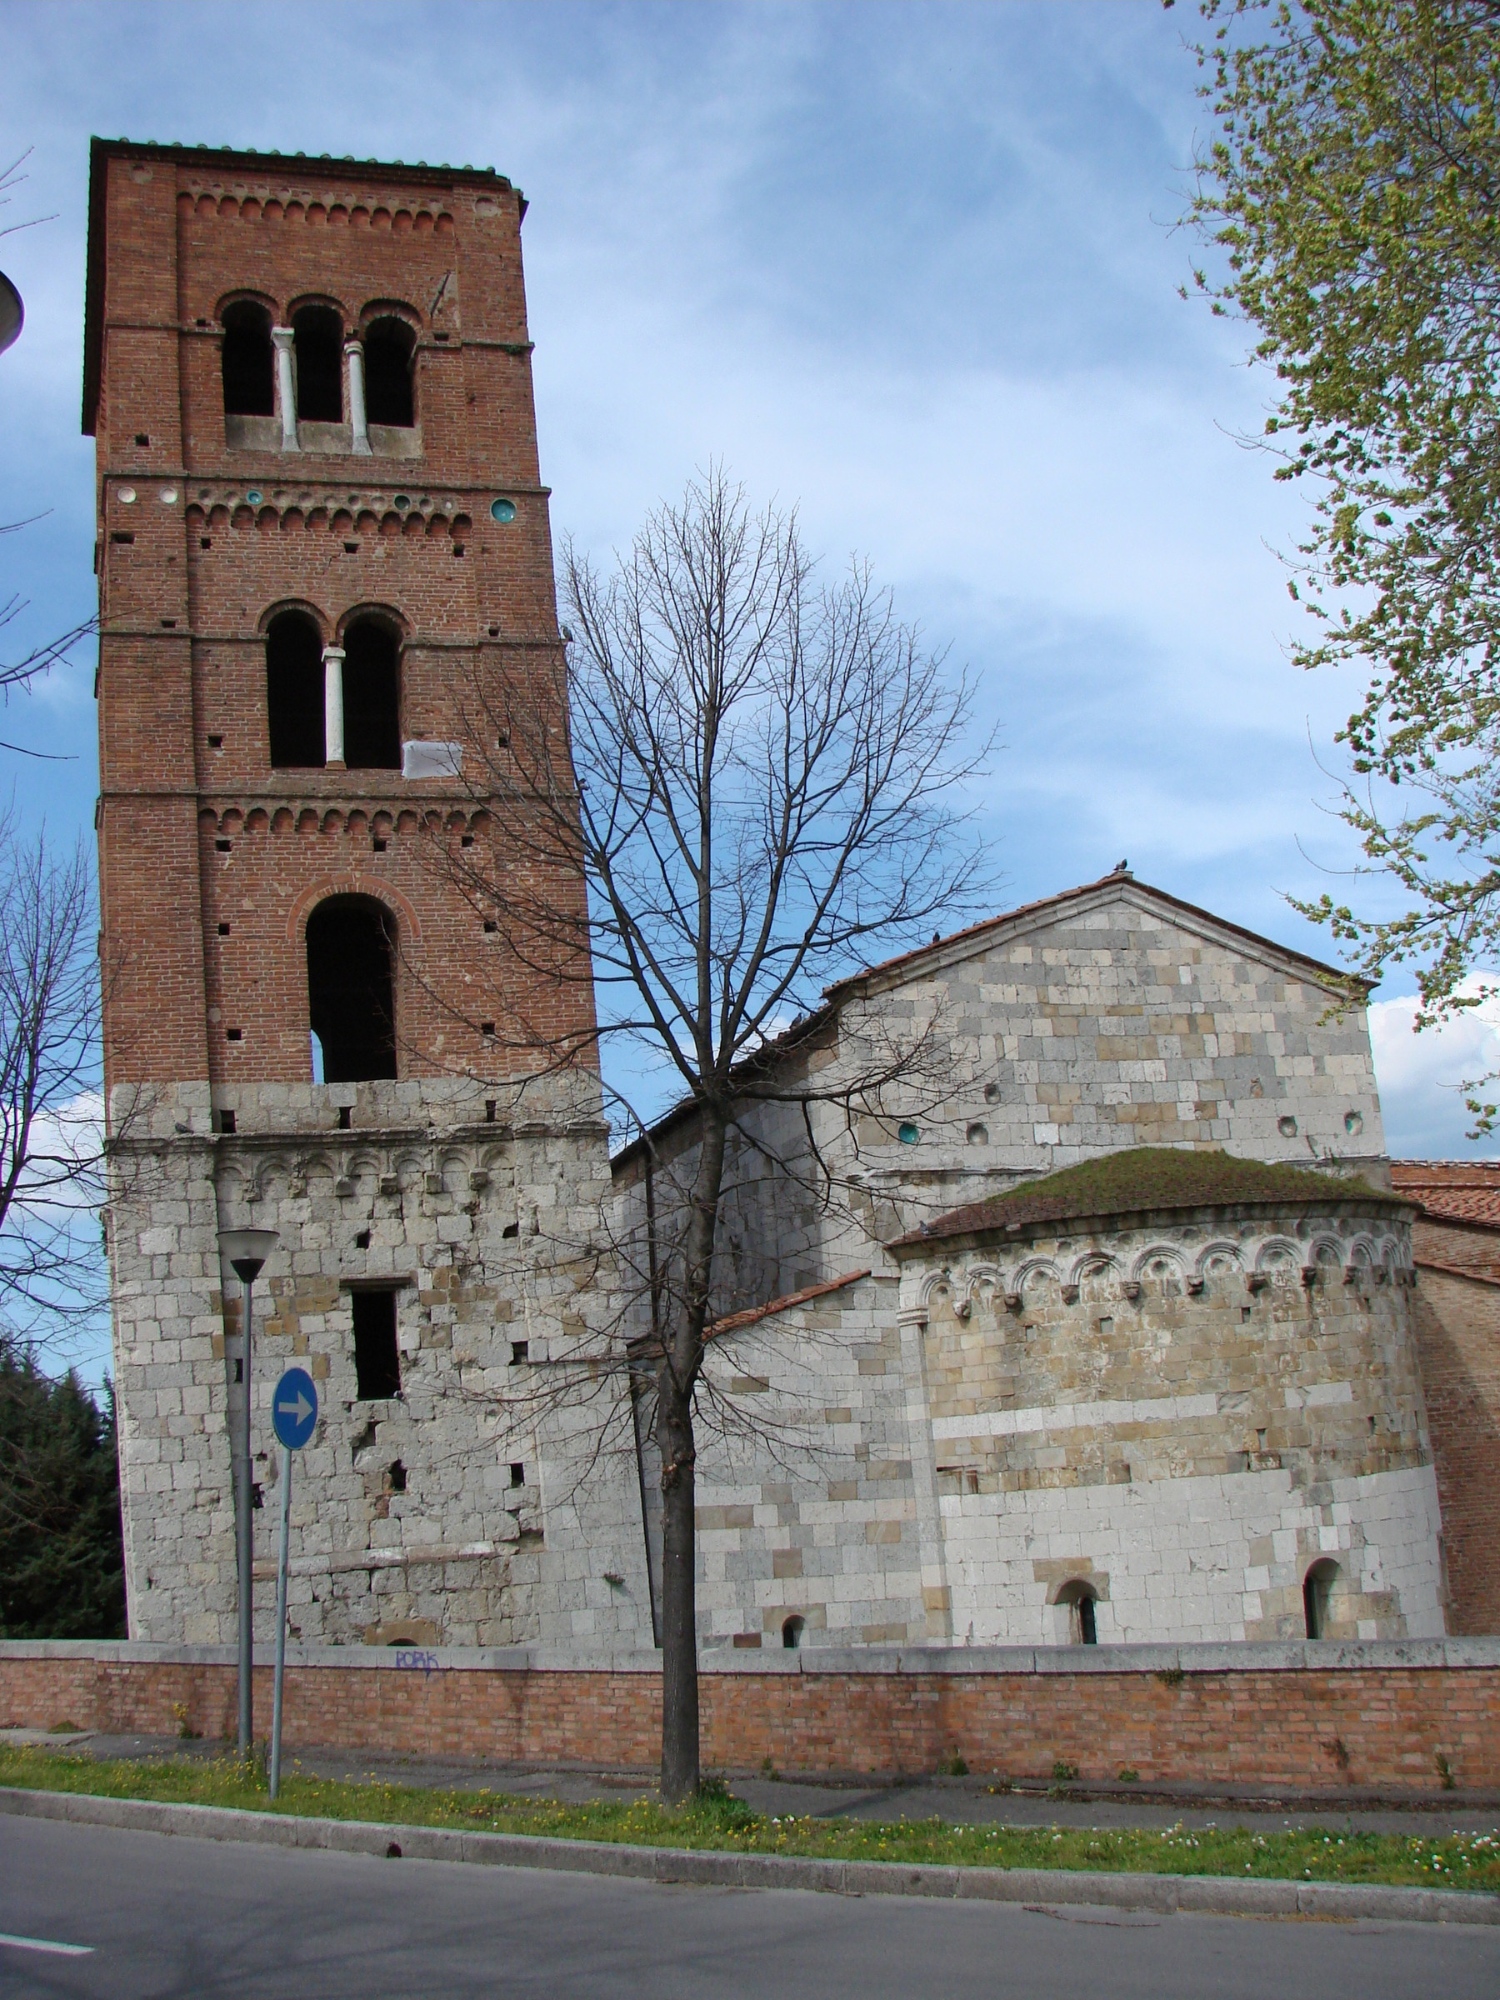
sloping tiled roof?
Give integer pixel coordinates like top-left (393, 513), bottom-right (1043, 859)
top-left (893, 1147), bottom-right (1403, 1250)
top-left (1389, 1161), bottom-right (1500, 1233)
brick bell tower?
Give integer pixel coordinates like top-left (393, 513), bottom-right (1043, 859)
top-left (85, 140), bottom-right (647, 1650)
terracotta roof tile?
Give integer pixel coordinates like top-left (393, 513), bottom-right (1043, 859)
top-left (1390, 1161), bottom-right (1500, 1231)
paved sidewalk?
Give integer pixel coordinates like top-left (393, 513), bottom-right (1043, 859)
top-left (13, 1730), bottom-right (1499, 1839)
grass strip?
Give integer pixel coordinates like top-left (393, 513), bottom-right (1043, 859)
top-left (1, 1745), bottom-right (1497, 1893)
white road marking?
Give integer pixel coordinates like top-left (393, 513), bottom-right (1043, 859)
top-left (0, 1930), bottom-right (94, 1956)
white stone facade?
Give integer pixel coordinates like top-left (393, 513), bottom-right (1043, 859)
top-left (679, 1195), bottom-right (1445, 1653)
top-left (107, 1073), bottom-right (654, 1650)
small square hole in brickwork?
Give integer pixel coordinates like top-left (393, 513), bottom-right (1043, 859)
top-left (355, 1229), bottom-right (371, 1248)
top-left (135, 433), bottom-right (150, 447)
top-left (511, 1342), bottom-right (529, 1366)
top-left (215, 839), bottom-right (231, 852)
top-left (218, 1109), bottom-right (236, 1134)
top-left (496, 731), bottom-right (509, 749)
top-left (344, 541), bottom-right (360, 554)
top-left (372, 838), bottom-right (388, 852)
top-left (338, 1106), bottom-right (353, 1130)
top-left (217, 922), bottom-right (230, 936)
top-left (226, 1028), bottom-right (243, 1042)
top-left (452, 545), bottom-right (465, 558)
top-left (352, 1289), bottom-right (401, 1400)
top-left (510, 1461), bottom-right (525, 1486)
top-left (461, 834), bottom-right (474, 848)
top-left (481, 1022), bottom-right (496, 1038)
top-left (487, 625), bottom-right (499, 638)
top-left (208, 734), bottom-right (223, 748)
top-left (110, 531), bottom-right (134, 545)
top-left (201, 537), bottom-right (212, 550)
top-left (161, 618), bottom-right (177, 629)
top-left (483, 920), bottom-right (497, 933)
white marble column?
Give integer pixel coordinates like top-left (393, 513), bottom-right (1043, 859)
top-left (271, 327), bottom-right (299, 451)
top-left (322, 647), bottom-right (346, 769)
top-left (345, 339), bottom-right (371, 456)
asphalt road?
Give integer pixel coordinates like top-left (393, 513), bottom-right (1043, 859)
top-left (2, 1818), bottom-right (1498, 1999)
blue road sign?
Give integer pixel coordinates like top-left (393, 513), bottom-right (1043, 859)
top-left (271, 1367), bottom-right (318, 1450)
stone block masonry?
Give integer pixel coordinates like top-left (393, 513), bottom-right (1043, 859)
top-left (3, 1640), bottom-right (1499, 1796)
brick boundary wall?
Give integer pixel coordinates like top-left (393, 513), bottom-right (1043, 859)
top-left (4, 1642), bottom-right (1500, 1794)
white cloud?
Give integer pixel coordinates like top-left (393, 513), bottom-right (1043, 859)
top-left (1369, 984), bottom-right (1500, 1161)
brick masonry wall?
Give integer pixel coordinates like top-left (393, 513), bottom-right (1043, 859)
top-left (3, 1645), bottom-right (1498, 1794)
top-left (1411, 1242), bottom-right (1500, 1635)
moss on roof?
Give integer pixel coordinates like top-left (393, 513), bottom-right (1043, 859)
top-left (894, 1147), bottom-right (1405, 1250)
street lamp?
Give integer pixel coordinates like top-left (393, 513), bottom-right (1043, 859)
top-left (218, 1226), bottom-right (279, 1757)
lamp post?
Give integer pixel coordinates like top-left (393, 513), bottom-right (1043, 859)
top-left (218, 1227), bottom-right (279, 1758)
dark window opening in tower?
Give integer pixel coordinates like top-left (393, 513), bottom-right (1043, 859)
top-left (351, 1289), bottom-right (401, 1400)
top-left (1303, 1558), bottom-right (1339, 1640)
top-left (342, 618), bottom-right (401, 769)
top-left (221, 301), bottom-right (274, 416)
top-left (265, 610), bottom-right (325, 767)
top-left (364, 317), bottom-right (416, 427)
top-left (306, 895), bottom-right (397, 1082)
top-left (293, 304), bottom-right (343, 422)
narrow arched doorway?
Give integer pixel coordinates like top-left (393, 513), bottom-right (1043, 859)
top-left (306, 895), bottom-right (397, 1082)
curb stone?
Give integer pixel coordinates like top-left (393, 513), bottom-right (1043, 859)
top-left (0, 1786), bottom-right (1495, 1927)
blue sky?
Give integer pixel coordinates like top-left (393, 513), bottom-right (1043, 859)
top-left (0, 0), bottom-right (1491, 1169)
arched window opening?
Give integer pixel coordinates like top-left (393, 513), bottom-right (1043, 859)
top-left (265, 610), bottom-right (325, 767)
top-left (781, 1615), bottom-right (805, 1651)
top-left (293, 304), bottom-right (343, 423)
top-left (1057, 1580), bottom-right (1099, 1645)
top-left (1303, 1559), bottom-right (1340, 1641)
top-left (221, 301), bottom-right (274, 416)
top-left (364, 317), bottom-right (416, 427)
top-left (342, 618), bottom-right (401, 769)
top-left (306, 895), bottom-right (396, 1082)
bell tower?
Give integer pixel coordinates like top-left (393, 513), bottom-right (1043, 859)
top-left (86, 140), bottom-right (643, 1649)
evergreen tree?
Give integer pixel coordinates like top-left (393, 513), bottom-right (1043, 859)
top-left (0, 1334), bottom-right (125, 1638)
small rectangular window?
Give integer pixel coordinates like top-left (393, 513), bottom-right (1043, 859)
top-left (208, 734), bottom-right (223, 748)
top-left (226, 1028), bottom-right (243, 1042)
top-left (510, 1462), bottom-right (525, 1487)
top-left (510, 1340), bottom-right (529, 1365)
top-left (218, 1109), bottom-right (236, 1134)
top-left (215, 839), bottom-right (231, 853)
top-left (353, 1289), bottom-right (401, 1399)
top-left (217, 922), bottom-right (230, 936)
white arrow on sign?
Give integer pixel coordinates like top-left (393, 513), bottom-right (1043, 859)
top-left (277, 1389), bottom-right (313, 1425)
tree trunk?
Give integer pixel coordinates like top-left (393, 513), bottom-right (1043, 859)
top-left (655, 1107), bottom-right (727, 1802)
top-left (657, 1373), bottom-right (699, 1802)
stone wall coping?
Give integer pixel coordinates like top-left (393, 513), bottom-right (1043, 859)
top-left (4, 1637), bottom-right (1498, 1673)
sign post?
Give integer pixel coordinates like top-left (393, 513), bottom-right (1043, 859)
top-left (269, 1365), bottom-right (317, 1800)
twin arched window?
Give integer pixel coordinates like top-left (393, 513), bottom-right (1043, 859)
top-left (266, 611), bottom-right (401, 771)
top-left (220, 303), bottom-right (417, 441)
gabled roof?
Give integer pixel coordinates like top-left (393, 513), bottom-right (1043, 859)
top-left (822, 868), bottom-right (1365, 1007)
top-left (611, 870), bottom-right (1365, 1177)
top-left (891, 1147), bottom-right (1404, 1252)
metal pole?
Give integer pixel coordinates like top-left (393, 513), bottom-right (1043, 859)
top-left (270, 1440), bottom-right (292, 1799)
top-left (237, 1273), bottom-right (255, 1758)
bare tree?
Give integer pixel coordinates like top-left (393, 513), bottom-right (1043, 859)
top-left (446, 468), bottom-right (989, 1799)
top-left (0, 816), bottom-right (109, 1349)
